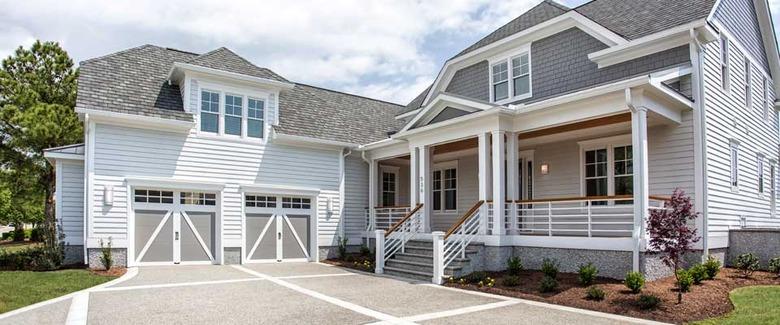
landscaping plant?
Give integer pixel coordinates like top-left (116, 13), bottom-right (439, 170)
top-left (541, 258), bottom-right (559, 279)
top-left (624, 271), bottom-right (645, 294)
top-left (585, 285), bottom-right (606, 301)
top-left (506, 256), bottom-right (523, 276)
top-left (646, 189), bottom-right (700, 303)
top-left (703, 255), bottom-right (722, 280)
top-left (359, 244), bottom-right (371, 257)
top-left (688, 263), bottom-right (707, 285)
top-left (501, 275), bottom-right (521, 287)
top-left (337, 236), bottom-right (348, 259)
top-left (768, 257), bottom-right (780, 277)
top-left (734, 253), bottom-right (760, 278)
top-left (676, 269), bottom-right (693, 292)
top-left (99, 237), bottom-right (113, 270)
top-left (539, 275), bottom-right (558, 293)
top-left (638, 294), bottom-right (661, 310)
top-left (463, 271), bottom-right (488, 284)
top-left (578, 262), bottom-right (598, 286)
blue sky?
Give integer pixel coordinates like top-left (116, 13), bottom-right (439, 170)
top-left (0, 0), bottom-right (777, 104)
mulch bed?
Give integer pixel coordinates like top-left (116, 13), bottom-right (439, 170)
top-left (323, 254), bottom-right (375, 273)
top-left (90, 267), bottom-right (127, 277)
top-left (445, 268), bottom-right (780, 324)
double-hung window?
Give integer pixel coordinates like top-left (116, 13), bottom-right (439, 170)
top-left (745, 61), bottom-right (753, 110)
top-left (720, 35), bottom-right (730, 91)
top-left (224, 94), bottom-right (243, 136)
top-left (381, 170), bottom-right (397, 207)
top-left (511, 53), bottom-right (530, 97)
top-left (247, 98), bottom-right (264, 138)
top-left (200, 90), bottom-right (220, 133)
top-left (613, 145), bottom-right (633, 197)
top-left (730, 141), bottom-right (739, 190)
top-left (763, 77), bottom-right (770, 120)
top-left (584, 149), bottom-right (608, 197)
top-left (758, 155), bottom-right (765, 194)
top-left (491, 62), bottom-right (509, 101)
top-left (432, 167), bottom-right (457, 211)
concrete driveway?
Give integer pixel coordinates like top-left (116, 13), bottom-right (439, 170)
top-left (0, 263), bottom-right (664, 324)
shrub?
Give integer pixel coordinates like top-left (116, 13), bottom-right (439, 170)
top-left (1, 232), bottom-right (11, 240)
top-left (337, 236), bottom-right (348, 259)
top-left (734, 253), bottom-right (760, 278)
top-left (676, 269), bottom-right (693, 292)
top-left (463, 271), bottom-right (488, 284)
top-left (506, 256), bottom-right (523, 276)
top-left (359, 245), bottom-right (372, 257)
top-left (12, 227), bottom-right (25, 241)
top-left (539, 275), bottom-right (558, 293)
top-left (29, 227), bottom-right (43, 242)
top-left (0, 244), bottom-right (62, 271)
top-left (638, 294), bottom-right (661, 310)
top-left (688, 264), bottom-right (707, 285)
top-left (586, 285), bottom-right (606, 301)
top-left (100, 237), bottom-right (113, 270)
top-left (541, 258), bottom-right (559, 279)
top-left (578, 262), bottom-right (599, 286)
top-left (624, 271), bottom-right (645, 294)
top-left (768, 257), bottom-right (780, 277)
top-left (501, 275), bottom-right (521, 287)
top-left (703, 255), bottom-right (722, 280)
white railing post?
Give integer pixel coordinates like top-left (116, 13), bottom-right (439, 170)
top-left (375, 230), bottom-right (385, 274)
top-left (587, 200), bottom-right (592, 238)
top-left (432, 231), bottom-right (445, 284)
top-left (547, 202), bottom-right (552, 236)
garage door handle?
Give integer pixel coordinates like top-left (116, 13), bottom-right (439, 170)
top-left (278, 232), bottom-right (281, 240)
top-left (175, 231), bottom-right (179, 240)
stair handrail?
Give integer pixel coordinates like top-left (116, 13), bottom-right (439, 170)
top-left (382, 204), bottom-right (423, 262)
top-left (441, 201), bottom-right (484, 270)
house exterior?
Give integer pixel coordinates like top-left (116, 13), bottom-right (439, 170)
top-left (46, 0), bottom-right (780, 281)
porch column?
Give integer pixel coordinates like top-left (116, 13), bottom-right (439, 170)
top-left (491, 130), bottom-right (506, 236)
top-left (368, 158), bottom-right (377, 232)
top-left (477, 133), bottom-right (491, 234)
top-left (410, 147), bottom-right (419, 207)
top-left (418, 145), bottom-right (433, 233)
top-left (631, 106), bottom-right (649, 272)
top-left (506, 132), bottom-right (518, 234)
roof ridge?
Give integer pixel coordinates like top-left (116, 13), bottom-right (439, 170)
top-left (544, 0), bottom-right (571, 11)
top-left (294, 82), bottom-right (404, 108)
top-left (165, 47), bottom-right (200, 56)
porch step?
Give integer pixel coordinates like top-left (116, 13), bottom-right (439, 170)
top-left (381, 239), bottom-right (480, 282)
top-left (393, 252), bottom-right (471, 264)
top-left (383, 266), bottom-right (433, 282)
top-left (385, 259), bottom-right (463, 274)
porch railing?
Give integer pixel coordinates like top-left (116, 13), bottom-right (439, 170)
top-left (365, 206), bottom-right (411, 232)
top-left (374, 204), bottom-right (423, 274)
top-left (441, 201), bottom-right (484, 270)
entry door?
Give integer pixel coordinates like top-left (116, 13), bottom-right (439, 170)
top-left (245, 196), bottom-right (312, 263)
top-left (135, 210), bottom-right (215, 265)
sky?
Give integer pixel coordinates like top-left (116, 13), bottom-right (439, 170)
top-left (0, 0), bottom-right (778, 105)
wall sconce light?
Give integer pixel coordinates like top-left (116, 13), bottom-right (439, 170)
top-left (103, 185), bottom-right (114, 206)
top-left (540, 164), bottom-right (549, 175)
top-left (326, 197), bottom-right (334, 215)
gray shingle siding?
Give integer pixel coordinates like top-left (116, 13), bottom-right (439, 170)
top-left (445, 60), bottom-right (489, 102)
top-left (427, 107), bottom-right (472, 125)
top-left (712, 0), bottom-right (770, 73)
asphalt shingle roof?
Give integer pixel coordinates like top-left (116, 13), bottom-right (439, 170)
top-left (76, 45), bottom-right (403, 144)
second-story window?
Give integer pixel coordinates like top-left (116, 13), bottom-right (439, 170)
top-left (248, 98), bottom-right (264, 138)
top-left (225, 94), bottom-right (243, 136)
top-left (200, 90), bottom-right (220, 133)
top-left (745, 61), bottom-right (752, 110)
top-left (763, 76), bottom-right (770, 120)
top-left (511, 53), bottom-right (530, 97)
top-left (491, 62), bottom-right (509, 101)
top-left (720, 35), bottom-right (730, 91)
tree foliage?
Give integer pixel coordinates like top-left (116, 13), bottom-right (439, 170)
top-left (646, 188), bottom-right (700, 303)
top-left (0, 41), bottom-right (81, 249)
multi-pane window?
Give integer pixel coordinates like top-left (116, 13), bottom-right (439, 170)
top-left (432, 170), bottom-right (442, 210)
top-left (511, 53), bottom-right (530, 97)
top-left (381, 171), bottom-right (396, 207)
top-left (758, 155), bottom-right (765, 194)
top-left (432, 168), bottom-right (457, 211)
top-left (224, 95), bottom-right (243, 136)
top-left (745, 61), bottom-right (753, 110)
top-left (491, 62), bottom-right (509, 101)
top-left (282, 197), bottom-right (311, 209)
top-left (763, 77), bottom-right (770, 119)
top-left (201, 91), bottom-right (220, 133)
top-left (134, 189), bottom-right (174, 204)
top-left (585, 149), bottom-right (608, 197)
top-left (614, 146), bottom-right (634, 200)
top-left (180, 192), bottom-right (217, 206)
top-left (730, 141), bottom-right (739, 189)
top-left (245, 195), bottom-right (276, 208)
top-left (248, 98), bottom-right (264, 138)
top-left (720, 35), bottom-right (730, 91)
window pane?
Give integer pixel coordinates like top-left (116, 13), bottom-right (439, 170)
top-left (433, 191), bottom-right (442, 210)
top-left (494, 81), bottom-right (508, 101)
top-left (492, 62), bottom-right (508, 81)
top-left (248, 119), bottom-right (263, 138)
top-left (615, 176), bottom-right (633, 195)
top-left (513, 75), bottom-right (529, 96)
top-left (201, 112), bottom-right (218, 133)
top-left (445, 190), bottom-right (457, 210)
top-left (225, 95), bottom-right (243, 116)
top-left (586, 151), bottom-right (595, 163)
top-left (225, 116), bottom-right (241, 135)
top-left (201, 91), bottom-right (219, 113)
top-left (248, 98), bottom-right (265, 118)
top-left (586, 178), bottom-right (608, 196)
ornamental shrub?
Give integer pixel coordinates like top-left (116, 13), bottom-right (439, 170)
top-left (734, 253), bottom-right (760, 278)
top-left (541, 258), bottom-right (559, 279)
top-left (539, 275), bottom-right (558, 293)
top-left (624, 271), bottom-right (645, 294)
top-left (768, 257), bottom-right (780, 277)
top-left (703, 255), bottom-right (722, 280)
top-left (586, 285), bottom-right (606, 301)
top-left (506, 256), bottom-right (523, 276)
top-left (688, 264), bottom-right (707, 285)
top-left (676, 269), bottom-right (693, 292)
top-left (578, 262), bottom-right (599, 286)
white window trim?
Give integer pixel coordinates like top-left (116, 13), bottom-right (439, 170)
top-left (196, 81), bottom-right (271, 143)
top-left (763, 76), bottom-right (770, 120)
top-left (199, 88), bottom-right (221, 134)
top-left (489, 45), bottom-right (532, 105)
top-left (578, 135), bottom-right (632, 198)
top-left (519, 150), bottom-right (535, 201)
top-left (379, 165), bottom-right (400, 207)
top-left (745, 60), bottom-right (753, 111)
top-left (770, 160), bottom-right (777, 218)
top-left (247, 97), bottom-right (266, 139)
top-left (432, 160), bottom-right (458, 214)
top-left (720, 34), bottom-right (730, 92)
top-left (729, 139), bottom-right (740, 193)
top-left (757, 153), bottom-right (766, 198)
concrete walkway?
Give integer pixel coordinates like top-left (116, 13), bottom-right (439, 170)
top-left (0, 263), bottom-right (667, 324)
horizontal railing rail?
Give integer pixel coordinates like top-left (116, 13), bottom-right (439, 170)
top-left (441, 201), bottom-right (484, 271)
top-left (379, 204), bottom-right (424, 266)
top-left (366, 206), bottom-right (412, 232)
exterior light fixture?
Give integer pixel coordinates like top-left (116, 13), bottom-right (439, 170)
top-left (540, 164), bottom-right (549, 175)
top-left (103, 185), bottom-right (114, 206)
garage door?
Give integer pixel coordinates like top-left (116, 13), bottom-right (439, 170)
top-left (133, 189), bottom-right (217, 265)
top-left (245, 195), bottom-right (312, 262)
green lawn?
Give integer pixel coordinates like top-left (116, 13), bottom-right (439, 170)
top-left (0, 241), bottom-right (41, 253)
top-left (694, 286), bottom-right (780, 325)
top-left (0, 269), bottom-right (117, 313)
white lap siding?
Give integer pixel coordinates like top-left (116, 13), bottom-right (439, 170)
top-left (59, 160), bottom-right (85, 245)
top-left (344, 154), bottom-right (368, 244)
top-left (89, 123), bottom-right (342, 248)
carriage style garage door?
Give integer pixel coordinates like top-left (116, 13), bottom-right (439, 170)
top-left (133, 189), bottom-right (218, 265)
top-left (245, 195), bottom-right (313, 263)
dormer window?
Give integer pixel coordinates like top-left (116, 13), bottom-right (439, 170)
top-left (225, 94), bottom-right (243, 135)
top-left (201, 90), bottom-right (220, 133)
top-left (489, 48), bottom-right (531, 103)
top-left (248, 98), bottom-right (264, 138)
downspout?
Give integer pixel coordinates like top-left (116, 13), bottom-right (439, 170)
top-left (338, 148), bottom-right (352, 239)
top-left (690, 28), bottom-right (710, 260)
top-left (82, 114), bottom-right (90, 264)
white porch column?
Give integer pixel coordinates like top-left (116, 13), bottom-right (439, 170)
top-left (477, 132), bottom-right (491, 234)
top-left (491, 130), bottom-right (506, 236)
top-left (410, 147), bottom-right (419, 207)
top-left (368, 158), bottom-right (377, 232)
top-left (419, 145), bottom-right (433, 232)
top-left (506, 132), bottom-right (518, 234)
top-left (631, 106), bottom-right (649, 272)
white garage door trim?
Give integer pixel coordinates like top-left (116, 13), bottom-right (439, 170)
top-left (242, 194), bottom-right (317, 263)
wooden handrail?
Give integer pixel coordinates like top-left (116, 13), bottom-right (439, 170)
top-left (385, 204), bottom-right (423, 236)
top-left (444, 201), bottom-right (485, 240)
top-left (511, 194), bottom-right (671, 204)
top-left (649, 195), bottom-right (672, 202)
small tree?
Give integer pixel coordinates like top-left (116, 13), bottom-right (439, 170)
top-left (646, 189), bottom-right (700, 304)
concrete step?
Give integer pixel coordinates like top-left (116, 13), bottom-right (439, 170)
top-left (386, 259), bottom-right (433, 273)
top-left (383, 266), bottom-right (433, 282)
top-left (392, 252), bottom-right (434, 263)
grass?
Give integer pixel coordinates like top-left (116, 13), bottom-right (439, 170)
top-left (694, 285), bottom-right (780, 325)
top-left (0, 241), bottom-right (41, 253)
top-left (0, 269), bottom-right (117, 314)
